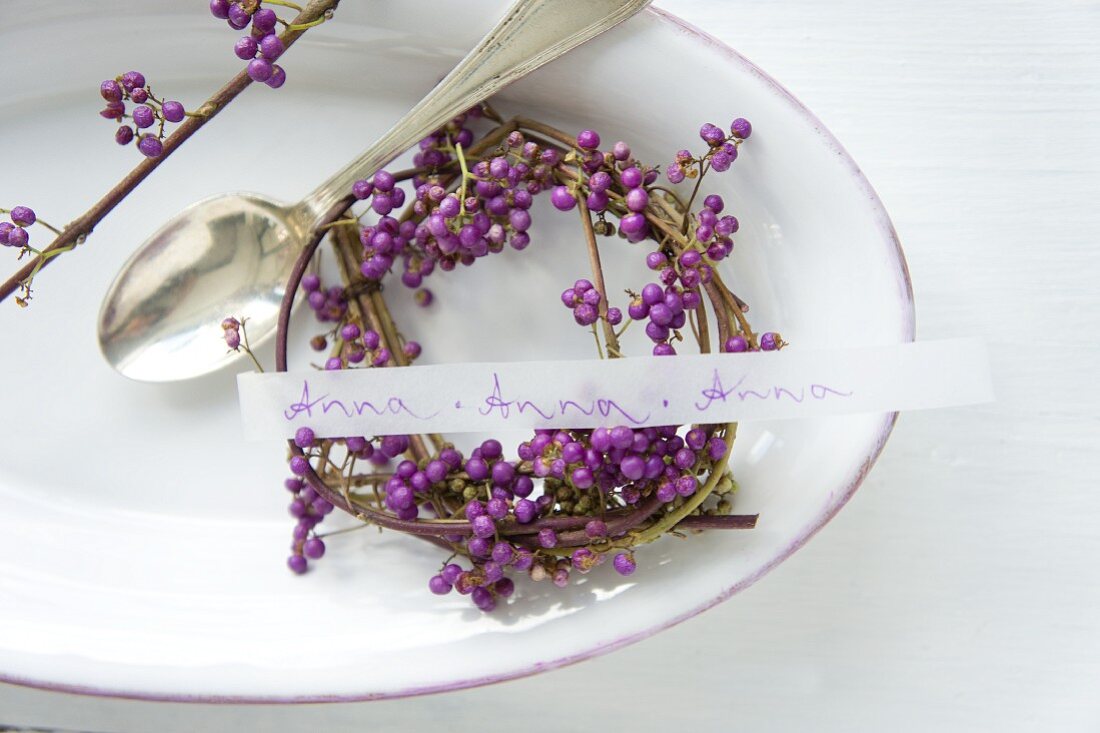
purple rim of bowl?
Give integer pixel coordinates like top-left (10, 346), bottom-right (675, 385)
top-left (1, 5), bottom-right (916, 704)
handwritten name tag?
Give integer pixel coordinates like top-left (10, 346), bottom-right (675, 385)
top-left (237, 339), bottom-right (992, 440)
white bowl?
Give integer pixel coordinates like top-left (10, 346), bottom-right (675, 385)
top-left (0, 0), bottom-right (913, 701)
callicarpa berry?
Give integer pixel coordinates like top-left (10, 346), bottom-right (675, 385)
top-left (576, 129), bottom-right (600, 149)
top-left (613, 553), bottom-right (637, 576)
top-left (235, 36), bottom-right (258, 60)
top-left (134, 133), bottom-right (162, 157)
top-left (132, 105), bottom-right (155, 129)
top-left (9, 206), bottom-right (35, 227)
top-left (247, 58), bottom-right (273, 82)
top-left (5, 226), bottom-right (29, 249)
top-left (731, 117), bottom-right (753, 139)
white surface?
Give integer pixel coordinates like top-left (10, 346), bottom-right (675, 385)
top-left (1, 0), bottom-right (1098, 729)
top-left (0, 0), bottom-right (912, 701)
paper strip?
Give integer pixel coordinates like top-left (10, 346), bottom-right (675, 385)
top-left (237, 338), bottom-right (993, 440)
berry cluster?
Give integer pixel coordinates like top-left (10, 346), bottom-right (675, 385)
top-left (284, 426), bottom-right (338, 573)
top-left (209, 0), bottom-right (288, 87)
top-left (268, 108), bottom-right (779, 611)
top-left (287, 433), bottom-right (413, 573)
top-left (560, 278), bottom-right (622, 329)
top-left (549, 129), bottom-right (656, 243)
top-left (354, 112), bottom-right (569, 308)
top-left (99, 72), bottom-right (188, 158)
top-left (667, 118), bottom-right (752, 183)
top-left (0, 206), bottom-right (37, 250)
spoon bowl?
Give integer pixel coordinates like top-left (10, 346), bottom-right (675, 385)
top-left (97, 193), bottom-right (299, 382)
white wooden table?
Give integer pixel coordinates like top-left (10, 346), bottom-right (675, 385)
top-left (3, 1), bottom-right (1097, 729)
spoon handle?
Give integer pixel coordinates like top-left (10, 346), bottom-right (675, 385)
top-left (293, 0), bottom-right (651, 231)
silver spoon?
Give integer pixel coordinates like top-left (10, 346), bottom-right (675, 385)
top-left (98, 0), bottom-right (651, 382)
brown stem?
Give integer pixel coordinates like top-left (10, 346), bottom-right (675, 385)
top-left (513, 117), bottom-right (576, 148)
top-left (0, 0), bottom-right (340, 305)
top-left (576, 198), bottom-right (621, 358)
top-left (709, 270), bottom-right (756, 345)
top-left (676, 514), bottom-right (758, 530)
top-left (680, 158), bottom-right (710, 234)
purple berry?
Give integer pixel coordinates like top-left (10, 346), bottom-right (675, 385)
top-left (352, 179), bottom-right (374, 200)
top-left (708, 437), bottom-right (728, 461)
top-left (373, 170), bottom-right (395, 192)
top-left (514, 499), bottom-right (536, 524)
top-left (265, 65), bottom-right (287, 89)
top-left (162, 101), bottom-right (185, 123)
top-left (227, 3), bottom-right (250, 28)
top-left (294, 426), bottom-right (316, 449)
top-left (210, 0), bottom-right (230, 19)
top-left (619, 455), bottom-right (645, 481)
top-left (699, 122), bottom-right (725, 146)
top-left (100, 80), bottom-right (122, 102)
top-left (247, 58), bottom-right (273, 82)
top-left (620, 166), bottom-right (643, 189)
top-left (303, 538), bottom-right (326, 559)
top-left (429, 574), bottom-right (452, 595)
top-left (585, 519), bottom-right (608, 538)
top-left (589, 171), bottom-right (612, 193)
top-left (137, 135), bottom-right (163, 158)
top-left (6, 226), bottom-right (28, 248)
top-left (620, 213), bottom-right (647, 237)
top-left (625, 187), bottom-right (648, 212)
top-left (234, 36), bottom-right (258, 60)
top-left (259, 33), bottom-right (285, 60)
top-left (509, 208), bottom-right (531, 232)
top-left (120, 70), bottom-right (145, 90)
top-left (710, 150), bottom-right (733, 172)
top-left (252, 7), bottom-right (277, 33)
top-left (441, 563), bottom-right (463, 585)
top-left (613, 552), bottom-right (636, 576)
top-left (472, 514), bottom-right (495, 539)
top-left (571, 548), bottom-right (598, 572)
top-left (471, 586), bottom-right (496, 611)
top-left (576, 129), bottom-right (600, 150)
top-left (550, 185), bottom-right (576, 211)
top-left (132, 105), bottom-right (155, 129)
top-left (586, 190), bottom-right (609, 212)
top-left (731, 117), bottom-right (752, 139)
top-left (486, 497), bottom-right (508, 520)
top-left (725, 335), bottom-right (748, 353)
top-left (9, 206), bottom-right (35, 227)
top-left (495, 578), bottom-right (515, 598)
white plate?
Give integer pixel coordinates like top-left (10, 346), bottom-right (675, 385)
top-left (0, 0), bottom-right (912, 701)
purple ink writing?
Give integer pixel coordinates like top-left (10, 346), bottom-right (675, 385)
top-left (478, 373), bottom-right (651, 424)
top-left (694, 369), bottom-right (852, 411)
top-left (283, 380), bottom-right (439, 421)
